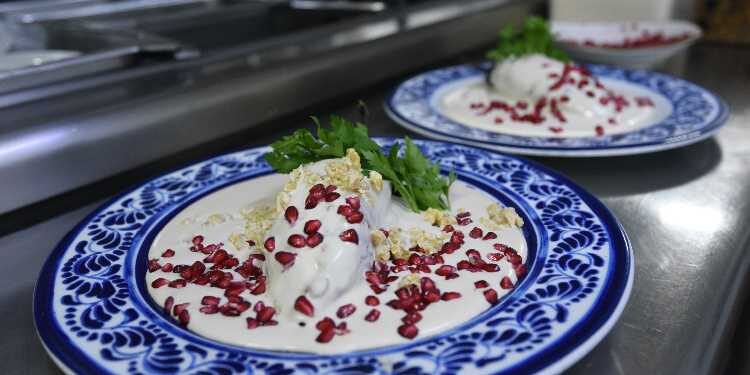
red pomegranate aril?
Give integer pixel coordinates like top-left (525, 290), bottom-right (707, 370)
top-left (458, 218), bottom-right (472, 226)
top-left (163, 296), bottom-right (174, 313)
top-left (326, 184), bottom-right (338, 193)
top-left (469, 227), bottom-right (483, 239)
top-left (306, 233), bottom-right (324, 248)
top-left (216, 278), bottom-right (231, 289)
top-left (288, 234), bottom-right (306, 248)
top-left (422, 289), bottom-right (441, 303)
top-left (457, 260), bottom-right (472, 270)
top-left (192, 235), bottom-right (204, 245)
top-left (365, 295), bottom-right (380, 306)
top-left (435, 265), bottom-right (456, 277)
top-left (441, 292), bottom-right (462, 301)
top-left (484, 289), bottom-right (499, 305)
top-left (456, 211), bottom-right (471, 219)
top-left (487, 253), bottom-right (504, 262)
top-left (168, 279), bottom-right (187, 288)
top-left (202, 296), bottom-right (220, 305)
top-left (420, 277), bottom-right (436, 291)
top-left (257, 306), bottom-right (276, 323)
top-left (294, 296), bottom-right (315, 317)
top-left (264, 237), bottom-right (275, 252)
top-left (475, 280), bottom-right (489, 288)
top-left (173, 302), bottom-right (190, 316)
top-left (224, 282), bottom-right (246, 297)
top-left (364, 309), bottom-right (380, 322)
top-left (161, 263), bottom-right (173, 272)
top-left (346, 211), bottom-right (364, 224)
top-left (450, 231), bottom-right (464, 244)
top-left (398, 324), bottom-right (419, 339)
top-left (482, 232), bottom-right (497, 240)
top-left (274, 252), bottom-right (296, 268)
top-left (305, 195), bottom-right (319, 210)
top-left (339, 229), bottom-right (359, 244)
top-left (442, 225), bottom-right (455, 232)
top-left (177, 310), bottom-right (190, 326)
top-left (179, 268), bottom-right (193, 280)
top-left (508, 253), bottom-right (522, 266)
top-left (316, 328), bottom-right (335, 343)
top-left (304, 219), bottom-right (322, 235)
top-left (481, 263), bottom-right (500, 272)
top-left (253, 301), bottom-right (265, 313)
top-left (514, 264), bottom-right (528, 278)
top-left (284, 206), bottom-right (299, 225)
top-left (408, 254), bottom-right (423, 266)
top-left (441, 242), bottom-right (460, 254)
top-left (325, 192), bottom-right (341, 202)
top-left (162, 249), bottom-right (175, 257)
top-left (316, 317), bottom-right (335, 331)
top-left (402, 312), bottom-right (422, 324)
top-left (335, 322), bottom-right (349, 335)
top-left (250, 280), bottom-right (266, 295)
top-left (246, 318), bottom-right (259, 330)
top-left (148, 259), bottom-right (161, 273)
top-left (309, 183), bottom-right (325, 194)
top-left (337, 205), bottom-right (354, 217)
top-left (346, 196), bottom-right (361, 210)
top-left (500, 276), bottom-right (514, 289)
top-left (199, 305), bottom-right (219, 314)
top-left (336, 303), bottom-right (357, 319)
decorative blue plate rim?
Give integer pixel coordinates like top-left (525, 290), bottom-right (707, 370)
top-left (385, 62), bottom-right (729, 157)
top-left (34, 138), bottom-right (633, 374)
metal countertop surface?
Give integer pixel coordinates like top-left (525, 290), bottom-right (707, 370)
top-left (1, 42), bottom-right (749, 374)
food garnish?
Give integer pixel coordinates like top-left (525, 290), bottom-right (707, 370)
top-left (486, 16), bottom-right (569, 63)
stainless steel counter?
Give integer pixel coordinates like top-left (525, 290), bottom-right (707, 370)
top-left (1, 42), bottom-right (749, 374)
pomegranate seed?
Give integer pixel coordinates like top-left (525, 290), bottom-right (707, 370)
top-left (500, 276), bottom-right (514, 289)
top-left (420, 277), bottom-right (436, 291)
top-left (365, 296), bottom-right (379, 306)
top-left (168, 279), bottom-right (186, 288)
top-left (402, 312), bottom-right (422, 324)
top-left (192, 235), bottom-right (204, 245)
top-left (304, 219), bottom-right (322, 235)
top-left (148, 259), bottom-right (161, 272)
top-left (336, 304), bottom-right (356, 319)
top-left (224, 282), bottom-right (246, 297)
top-left (325, 192), bottom-right (341, 202)
top-left (173, 303), bottom-right (189, 316)
top-left (310, 183), bottom-right (325, 194)
top-left (398, 324), bottom-right (418, 339)
top-left (450, 231), bottom-right (464, 244)
top-left (284, 206), bottom-right (299, 225)
top-left (316, 328), bottom-right (335, 343)
top-left (253, 301), bottom-right (265, 313)
top-left (346, 211), bottom-right (364, 224)
top-left (346, 196), bottom-right (360, 210)
top-left (337, 205), bottom-right (354, 217)
top-left (199, 305), bottom-right (219, 314)
top-left (246, 318), bottom-right (259, 329)
top-left (481, 263), bottom-right (500, 272)
top-left (179, 268), bottom-right (193, 280)
top-left (422, 289), bottom-right (441, 303)
top-left (264, 237), bottom-right (275, 252)
top-left (475, 280), bottom-right (489, 289)
top-left (514, 264), bottom-right (527, 278)
top-left (305, 195), bottom-right (319, 209)
top-left (335, 322), bottom-right (349, 335)
top-left (469, 227), bottom-right (483, 239)
top-left (435, 265), bottom-right (455, 277)
top-left (294, 296), bottom-right (315, 317)
top-left (441, 292), bottom-right (462, 301)
top-left (161, 263), bottom-right (173, 272)
top-left (422, 255), bottom-right (436, 265)
top-left (306, 233), bottom-right (324, 248)
top-left (442, 225), bottom-right (454, 232)
top-left (177, 310), bottom-right (190, 326)
top-left (508, 253), bottom-right (522, 265)
top-left (339, 229), bottom-right (359, 244)
top-left (288, 234), bottom-right (306, 248)
top-left (316, 317), bottom-right (335, 331)
top-left (202, 296), bottom-right (220, 305)
top-left (441, 242), bottom-right (460, 254)
top-left (457, 260), bottom-right (472, 270)
top-left (250, 280), bottom-right (266, 295)
top-left (595, 125), bottom-right (605, 136)
top-left (163, 296), bottom-right (174, 313)
top-left (274, 252), bottom-right (296, 268)
top-left (257, 306), bottom-right (276, 323)
top-left (484, 289), bottom-right (499, 305)
top-left (408, 254), bottom-right (422, 266)
top-left (162, 249), bottom-right (175, 257)
top-left (364, 309), bottom-right (380, 322)
top-left (487, 253), bottom-right (504, 262)
top-left (326, 184), bottom-right (337, 193)
top-left (482, 232), bottom-right (497, 240)
top-left (456, 212), bottom-right (471, 219)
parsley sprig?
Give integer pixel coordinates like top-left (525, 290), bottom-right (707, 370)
top-left (264, 116), bottom-right (455, 212)
top-left (486, 16), bottom-right (569, 62)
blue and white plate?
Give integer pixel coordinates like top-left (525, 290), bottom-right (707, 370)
top-left (386, 63), bottom-right (728, 157)
top-left (34, 139), bottom-right (633, 374)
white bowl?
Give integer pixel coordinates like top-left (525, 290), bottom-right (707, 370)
top-left (551, 20), bottom-right (702, 69)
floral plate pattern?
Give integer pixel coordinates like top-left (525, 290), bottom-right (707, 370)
top-left (385, 62), bottom-right (728, 157)
top-left (34, 139), bottom-right (633, 374)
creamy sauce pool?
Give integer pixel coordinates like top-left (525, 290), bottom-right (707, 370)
top-left (437, 55), bottom-right (670, 138)
top-left (146, 175), bottom-right (527, 354)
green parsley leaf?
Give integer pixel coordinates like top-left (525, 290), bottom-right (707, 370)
top-left (264, 116), bottom-right (453, 212)
top-left (486, 16), bottom-right (570, 63)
